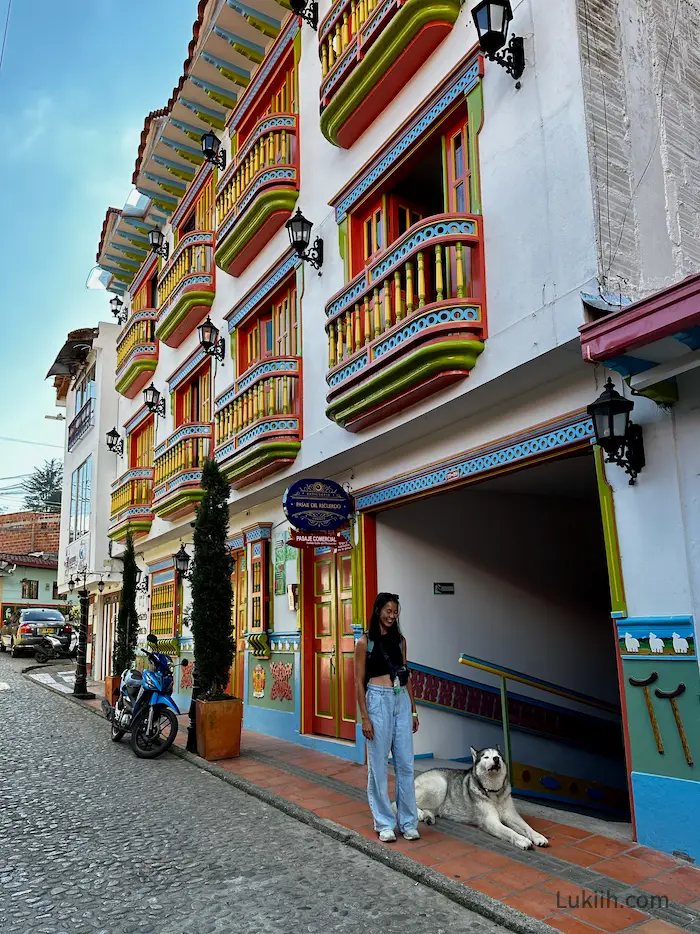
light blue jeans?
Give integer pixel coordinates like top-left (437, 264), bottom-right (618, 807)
top-left (365, 684), bottom-right (419, 833)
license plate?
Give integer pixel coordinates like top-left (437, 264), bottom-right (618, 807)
top-left (40, 628), bottom-right (55, 634)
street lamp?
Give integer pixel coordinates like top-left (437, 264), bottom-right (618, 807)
top-left (174, 544), bottom-right (192, 580)
top-left (198, 316), bottom-right (225, 362)
top-left (201, 131), bottom-right (226, 170)
top-left (143, 382), bottom-right (166, 418)
top-left (71, 567), bottom-right (96, 700)
top-left (98, 577), bottom-right (105, 594)
top-left (290, 0), bottom-right (318, 30)
top-left (110, 295), bottom-right (127, 325)
top-left (587, 378), bottom-right (646, 485)
top-left (472, 1), bottom-right (525, 82)
top-left (106, 427), bottom-right (124, 456)
top-left (148, 228), bottom-right (170, 260)
top-left (285, 209), bottom-right (323, 272)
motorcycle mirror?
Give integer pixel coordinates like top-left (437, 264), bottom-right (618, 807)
top-left (181, 658), bottom-right (189, 667)
top-left (147, 634), bottom-right (158, 646)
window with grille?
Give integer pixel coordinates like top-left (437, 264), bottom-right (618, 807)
top-left (150, 581), bottom-right (175, 637)
top-left (22, 579), bottom-right (39, 600)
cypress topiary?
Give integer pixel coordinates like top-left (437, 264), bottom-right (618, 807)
top-left (112, 530), bottom-right (139, 675)
top-left (190, 458), bottom-right (234, 699)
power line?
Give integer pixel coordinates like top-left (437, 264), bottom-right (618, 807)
top-left (0, 0), bottom-right (12, 79)
top-left (0, 436), bottom-right (63, 450)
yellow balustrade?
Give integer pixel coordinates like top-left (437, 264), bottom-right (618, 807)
top-left (110, 472), bottom-right (154, 517)
top-left (158, 239), bottom-right (213, 311)
top-left (327, 239), bottom-right (472, 369)
top-left (153, 427), bottom-right (212, 487)
top-left (216, 122), bottom-right (296, 227)
top-left (151, 582), bottom-right (175, 636)
top-left (116, 317), bottom-right (156, 371)
top-left (215, 373), bottom-right (299, 449)
top-left (132, 287), bottom-right (150, 313)
top-left (195, 175), bottom-right (215, 231)
top-left (321, 0), bottom-right (379, 78)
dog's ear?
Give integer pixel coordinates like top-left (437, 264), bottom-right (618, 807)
top-left (470, 746), bottom-right (478, 763)
top-left (496, 744), bottom-right (501, 753)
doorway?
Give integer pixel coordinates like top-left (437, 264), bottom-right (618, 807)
top-left (228, 550), bottom-right (246, 698)
top-left (100, 594), bottom-right (119, 681)
top-left (303, 548), bottom-right (356, 741)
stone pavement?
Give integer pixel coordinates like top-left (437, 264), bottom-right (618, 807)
top-left (16, 660), bottom-right (700, 934)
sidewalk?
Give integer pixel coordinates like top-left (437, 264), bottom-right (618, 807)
top-left (37, 670), bottom-right (700, 934)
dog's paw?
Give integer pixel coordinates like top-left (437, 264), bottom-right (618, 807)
top-left (514, 835), bottom-right (534, 850)
top-left (531, 832), bottom-right (549, 847)
top-left (424, 814), bottom-right (436, 825)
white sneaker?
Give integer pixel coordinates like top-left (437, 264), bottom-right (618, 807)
top-left (402, 828), bottom-right (421, 840)
top-left (378, 829), bottom-right (396, 842)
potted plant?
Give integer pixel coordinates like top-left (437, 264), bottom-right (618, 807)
top-left (108, 531), bottom-right (138, 706)
top-left (190, 458), bottom-right (240, 760)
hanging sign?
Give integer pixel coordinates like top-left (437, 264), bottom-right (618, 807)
top-left (287, 530), bottom-right (352, 550)
top-left (282, 479), bottom-right (353, 532)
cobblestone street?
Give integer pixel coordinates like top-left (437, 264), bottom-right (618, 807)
top-left (0, 654), bottom-right (509, 934)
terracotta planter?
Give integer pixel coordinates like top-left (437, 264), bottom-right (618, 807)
top-left (196, 697), bottom-right (243, 761)
top-left (104, 675), bottom-right (121, 707)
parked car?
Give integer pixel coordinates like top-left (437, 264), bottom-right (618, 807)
top-left (0, 608), bottom-right (71, 658)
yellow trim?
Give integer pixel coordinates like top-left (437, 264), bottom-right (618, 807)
top-left (593, 444), bottom-right (628, 616)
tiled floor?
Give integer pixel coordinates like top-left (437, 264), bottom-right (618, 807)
top-left (84, 688), bottom-right (700, 934)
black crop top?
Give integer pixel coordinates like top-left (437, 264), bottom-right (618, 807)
top-left (365, 634), bottom-right (404, 681)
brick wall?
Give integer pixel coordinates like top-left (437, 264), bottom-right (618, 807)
top-left (0, 512), bottom-right (60, 554)
top-left (576, 0), bottom-right (700, 299)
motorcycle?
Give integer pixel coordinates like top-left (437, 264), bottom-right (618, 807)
top-left (101, 634), bottom-right (189, 759)
top-left (34, 630), bottom-right (78, 664)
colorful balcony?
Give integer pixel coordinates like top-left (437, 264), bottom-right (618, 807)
top-left (214, 358), bottom-right (301, 488)
top-left (319, 0), bottom-right (461, 148)
top-left (325, 213), bottom-right (486, 431)
top-left (67, 398), bottom-right (94, 451)
top-left (109, 468), bottom-right (155, 542)
top-left (115, 311), bottom-right (158, 398)
top-left (152, 423), bottom-right (213, 520)
top-left (156, 231), bottom-right (215, 348)
top-left (215, 114), bottom-right (299, 277)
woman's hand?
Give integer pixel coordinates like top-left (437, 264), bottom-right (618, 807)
top-left (412, 713), bottom-right (419, 734)
top-left (362, 715), bottom-right (374, 741)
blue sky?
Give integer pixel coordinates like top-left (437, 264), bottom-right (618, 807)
top-left (0, 0), bottom-right (195, 512)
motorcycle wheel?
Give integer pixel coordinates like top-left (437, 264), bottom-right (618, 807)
top-left (35, 649), bottom-right (50, 664)
top-left (130, 707), bottom-right (178, 759)
top-left (111, 721), bottom-right (125, 742)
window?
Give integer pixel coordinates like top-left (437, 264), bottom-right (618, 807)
top-left (176, 364), bottom-right (212, 427)
top-left (52, 582), bottom-right (66, 600)
top-left (239, 284), bottom-right (297, 375)
top-left (22, 580), bottom-right (39, 600)
top-left (74, 365), bottom-right (96, 415)
top-left (130, 418), bottom-right (155, 469)
top-left (446, 119), bottom-right (471, 213)
top-left (69, 457), bottom-right (92, 543)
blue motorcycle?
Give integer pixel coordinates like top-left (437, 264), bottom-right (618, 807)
top-left (102, 634), bottom-right (188, 759)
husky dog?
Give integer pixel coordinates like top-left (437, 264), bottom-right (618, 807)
top-left (412, 747), bottom-right (549, 850)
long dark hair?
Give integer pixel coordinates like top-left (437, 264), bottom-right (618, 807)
top-left (367, 592), bottom-right (402, 647)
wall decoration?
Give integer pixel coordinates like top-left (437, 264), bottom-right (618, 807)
top-left (655, 683), bottom-right (693, 766)
top-left (270, 661), bottom-right (293, 702)
top-left (252, 664), bottom-right (266, 699)
top-left (628, 672), bottom-right (664, 755)
top-left (274, 538), bottom-right (286, 595)
top-left (617, 617), bottom-right (696, 660)
top-left (180, 659), bottom-right (195, 691)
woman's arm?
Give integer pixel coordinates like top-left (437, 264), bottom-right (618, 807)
top-left (354, 635), bottom-right (374, 740)
top-left (403, 637), bottom-right (419, 733)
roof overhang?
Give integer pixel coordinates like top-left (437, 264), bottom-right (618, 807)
top-left (46, 328), bottom-right (97, 379)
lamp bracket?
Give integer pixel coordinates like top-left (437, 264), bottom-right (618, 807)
top-left (204, 338), bottom-right (226, 362)
top-left (206, 150), bottom-right (226, 171)
top-left (296, 1), bottom-right (318, 29)
top-left (300, 237), bottom-right (323, 274)
top-left (488, 35), bottom-right (525, 81)
top-left (604, 421), bottom-right (646, 485)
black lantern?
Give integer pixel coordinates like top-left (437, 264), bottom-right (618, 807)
top-left (68, 578), bottom-right (75, 593)
top-left (290, 0), bottom-right (318, 29)
top-left (174, 544), bottom-right (192, 580)
top-left (472, 1), bottom-right (524, 81)
top-left (148, 228), bottom-right (169, 260)
top-left (106, 427), bottom-right (124, 456)
top-left (98, 577), bottom-right (105, 594)
top-left (110, 295), bottom-right (127, 325)
top-left (285, 208), bottom-right (323, 272)
top-left (587, 378), bottom-right (646, 485)
top-left (143, 382), bottom-right (166, 418)
top-left (198, 315), bottom-right (225, 362)
top-left (201, 131), bottom-right (226, 170)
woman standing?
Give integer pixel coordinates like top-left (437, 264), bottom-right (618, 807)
top-left (354, 593), bottom-right (420, 842)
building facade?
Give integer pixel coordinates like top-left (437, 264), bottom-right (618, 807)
top-left (0, 551), bottom-right (68, 629)
top-left (90, 0), bottom-right (700, 859)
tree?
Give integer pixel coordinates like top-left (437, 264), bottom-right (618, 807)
top-left (190, 458), bottom-right (234, 699)
top-left (22, 459), bottom-right (63, 513)
top-left (112, 531), bottom-right (139, 675)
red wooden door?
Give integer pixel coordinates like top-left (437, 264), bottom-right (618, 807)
top-left (311, 549), bottom-right (356, 740)
top-left (227, 551), bottom-right (246, 697)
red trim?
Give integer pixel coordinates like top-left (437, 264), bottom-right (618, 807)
top-left (580, 272), bottom-right (700, 362)
top-left (120, 363), bottom-right (157, 400)
top-left (336, 22), bottom-right (454, 149)
top-left (96, 208), bottom-right (122, 262)
top-left (226, 210), bottom-right (295, 278)
top-left (362, 515), bottom-right (377, 624)
top-left (342, 370), bottom-right (467, 432)
top-left (160, 286), bottom-right (215, 348)
top-left (613, 625), bottom-right (637, 840)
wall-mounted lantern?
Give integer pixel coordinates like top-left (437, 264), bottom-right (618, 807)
top-left (143, 382), bottom-right (166, 418)
top-left (201, 131), bottom-right (226, 171)
top-left (198, 315), bottom-right (225, 362)
top-left (290, 0), bottom-right (318, 30)
top-left (286, 209), bottom-right (323, 273)
top-left (174, 544), bottom-right (192, 581)
top-left (106, 427), bottom-right (124, 456)
top-left (148, 228), bottom-right (169, 260)
top-left (587, 378), bottom-right (646, 485)
top-left (472, 1), bottom-right (525, 82)
top-left (110, 295), bottom-right (127, 325)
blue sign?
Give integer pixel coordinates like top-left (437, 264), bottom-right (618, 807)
top-left (283, 479), bottom-right (353, 532)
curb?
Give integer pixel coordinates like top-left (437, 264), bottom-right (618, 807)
top-left (24, 672), bottom-right (558, 934)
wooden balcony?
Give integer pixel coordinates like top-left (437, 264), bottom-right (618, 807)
top-left (152, 423), bottom-right (213, 521)
top-left (319, 0), bottom-right (461, 148)
top-left (156, 231), bottom-right (215, 348)
top-left (215, 114), bottom-right (299, 277)
top-left (108, 468), bottom-right (155, 542)
top-left (325, 213), bottom-right (486, 431)
top-left (214, 357), bottom-right (301, 489)
top-left (115, 311), bottom-right (158, 398)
